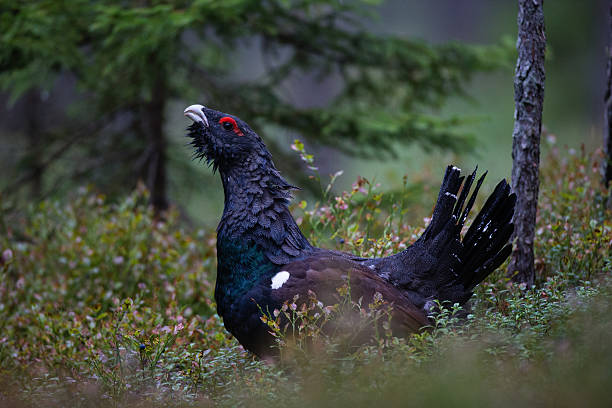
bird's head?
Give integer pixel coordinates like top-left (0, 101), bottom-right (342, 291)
top-left (184, 104), bottom-right (271, 173)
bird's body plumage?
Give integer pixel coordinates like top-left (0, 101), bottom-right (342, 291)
top-left (184, 104), bottom-right (516, 357)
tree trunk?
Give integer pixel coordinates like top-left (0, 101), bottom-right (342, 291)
top-left (604, 3), bottom-right (612, 209)
top-left (143, 76), bottom-right (169, 212)
top-left (508, 0), bottom-right (546, 287)
top-left (25, 90), bottom-right (43, 198)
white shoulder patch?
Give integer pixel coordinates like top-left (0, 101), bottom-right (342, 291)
top-left (271, 271), bottom-right (290, 289)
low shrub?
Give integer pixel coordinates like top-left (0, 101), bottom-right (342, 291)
top-left (0, 146), bottom-right (610, 407)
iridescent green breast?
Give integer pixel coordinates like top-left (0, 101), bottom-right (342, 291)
top-left (214, 238), bottom-right (277, 314)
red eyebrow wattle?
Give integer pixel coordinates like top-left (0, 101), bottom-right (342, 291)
top-left (219, 117), bottom-right (244, 136)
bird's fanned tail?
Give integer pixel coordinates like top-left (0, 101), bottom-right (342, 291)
top-left (373, 165), bottom-right (516, 308)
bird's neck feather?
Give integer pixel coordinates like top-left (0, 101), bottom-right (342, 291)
top-left (217, 157), bottom-right (294, 238)
top-left (214, 155), bottom-right (312, 292)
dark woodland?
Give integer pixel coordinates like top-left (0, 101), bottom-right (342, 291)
top-left (0, 1), bottom-right (610, 407)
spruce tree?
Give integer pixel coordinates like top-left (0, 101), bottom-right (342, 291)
top-left (1, 0), bottom-right (511, 209)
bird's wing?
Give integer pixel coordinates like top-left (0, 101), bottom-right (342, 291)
top-left (244, 251), bottom-right (429, 334)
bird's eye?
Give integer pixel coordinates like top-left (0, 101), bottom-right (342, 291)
top-left (219, 116), bottom-right (244, 136)
top-left (219, 117), bottom-right (237, 130)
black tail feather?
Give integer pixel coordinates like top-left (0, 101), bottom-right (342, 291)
top-left (453, 166), bottom-right (476, 223)
top-left (425, 166), bottom-right (463, 240)
top-left (459, 171), bottom-right (486, 230)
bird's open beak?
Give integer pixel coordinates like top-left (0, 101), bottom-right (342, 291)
top-left (184, 104), bottom-right (209, 127)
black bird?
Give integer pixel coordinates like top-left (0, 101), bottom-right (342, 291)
top-left (184, 104), bottom-right (516, 357)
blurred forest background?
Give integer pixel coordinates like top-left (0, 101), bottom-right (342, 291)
top-left (2, 2), bottom-right (612, 406)
top-left (1, 0), bottom-right (609, 224)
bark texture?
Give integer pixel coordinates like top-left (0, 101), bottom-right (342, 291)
top-left (508, 0), bottom-right (546, 287)
top-left (604, 4), bottom-right (612, 208)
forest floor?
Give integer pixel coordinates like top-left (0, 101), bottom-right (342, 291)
top-left (0, 146), bottom-right (610, 407)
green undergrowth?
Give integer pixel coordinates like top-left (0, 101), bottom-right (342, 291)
top-left (0, 146), bottom-right (610, 407)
